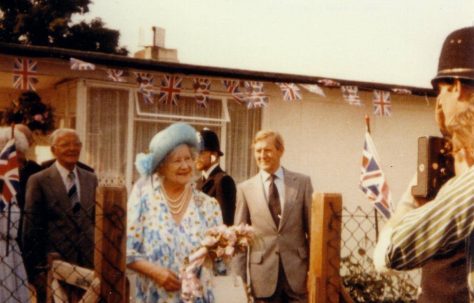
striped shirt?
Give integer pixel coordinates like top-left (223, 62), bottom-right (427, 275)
top-left (383, 165), bottom-right (474, 299)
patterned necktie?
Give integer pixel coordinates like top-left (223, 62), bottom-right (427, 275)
top-left (268, 174), bottom-right (281, 226)
top-left (68, 171), bottom-right (81, 213)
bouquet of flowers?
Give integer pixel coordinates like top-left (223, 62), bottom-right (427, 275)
top-left (180, 224), bottom-right (254, 302)
top-left (200, 224), bottom-right (254, 262)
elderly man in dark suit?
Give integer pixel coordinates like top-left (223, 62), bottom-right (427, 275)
top-left (23, 128), bottom-right (98, 303)
top-left (233, 130), bottom-right (313, 302)
top-left (195, 129), bottom-right (236, 225)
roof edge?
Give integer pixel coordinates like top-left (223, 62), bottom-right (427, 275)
top-left (0, 42), bottom-right (435, 96)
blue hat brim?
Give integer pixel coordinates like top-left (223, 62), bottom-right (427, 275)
top-left (135, 122), bottom-right (198, 176)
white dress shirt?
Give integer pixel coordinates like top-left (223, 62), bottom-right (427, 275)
top-left (55, 161), bottom-right (80, 201)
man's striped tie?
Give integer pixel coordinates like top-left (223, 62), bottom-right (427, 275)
top-left (68, 171), bottom-right (81, 213)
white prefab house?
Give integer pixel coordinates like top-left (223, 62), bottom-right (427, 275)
top-left (0, 42), bottom-right (440, 211)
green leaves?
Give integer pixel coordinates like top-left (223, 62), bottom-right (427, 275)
top-left (0, 0), bottom-right (127, 55)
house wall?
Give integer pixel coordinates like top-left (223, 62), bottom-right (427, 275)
top-left (260, 85), bottom-right (439, 210)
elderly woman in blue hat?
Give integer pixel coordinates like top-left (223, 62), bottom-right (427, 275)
top-left (126, 122), bottom-right (223, 303)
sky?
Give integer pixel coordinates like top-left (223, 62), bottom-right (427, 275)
top-left (79, 0), bottom-right (474, 88)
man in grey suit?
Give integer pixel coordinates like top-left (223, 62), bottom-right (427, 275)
top-left (23, 128), bottom-right (98, 303)
top-left (233, 130), bottom-right (313, 302)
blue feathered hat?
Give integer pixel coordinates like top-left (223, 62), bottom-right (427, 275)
top-left (135, 122), bottom-right (199, 176)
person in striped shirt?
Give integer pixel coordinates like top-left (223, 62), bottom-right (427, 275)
top-left (373, 26), bottom-right (474, 302)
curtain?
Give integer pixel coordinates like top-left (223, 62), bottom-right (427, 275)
top-left (85, 88), bottom-right (128, 186)
top-left (225, 100), bottom-right (261, 183)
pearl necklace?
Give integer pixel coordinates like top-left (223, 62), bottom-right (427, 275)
top-left (162, 184), bottom-right (190, 215)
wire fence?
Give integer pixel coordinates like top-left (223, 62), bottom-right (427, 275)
top-left (340, 206), bottom-right (419, 303)
top-left (2, 196), bottom-right (421, 303)
top-left (1, 187), bottom-right (127, 303)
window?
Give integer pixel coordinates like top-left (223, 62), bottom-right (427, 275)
top-left (85, 87), bottom-right (129, 186)
top-left (83, 84), bottom-right (261, 189)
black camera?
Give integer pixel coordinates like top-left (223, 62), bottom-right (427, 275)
top-left (411, 136), bottom-right (455, 200)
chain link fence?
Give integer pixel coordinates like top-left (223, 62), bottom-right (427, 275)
top-left (340, 206), bottom-right (419, 303)
top-left (3, 194), bottom-right (422, 303)
top-left (1, 187), bottom-right (126, 303)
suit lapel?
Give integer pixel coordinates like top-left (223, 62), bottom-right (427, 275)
top-left (201, 177), bottom-right (215, 193)
top-left (197, 166), bottom-right (222, 192)
top-left (46, 166), bottom-right (71, 210)
top-left (249, 174), bottom-right (278, 230)
top-left (78, 168), bottom-right (87, 204)
top-left (280, 169), bottom-right (297, 230)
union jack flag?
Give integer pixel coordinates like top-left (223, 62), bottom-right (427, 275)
top-left (0, 139), bottom-right (19, 213)
top-left (360, 131), bottom-right (393, 219)
top-left (300, 84), bottom-right (325, 97)
top-left (135, 72), bottom-right (155, 104)
top-left (373, 90), bottom-right (392, 117)
top-left (244, 81), bottom-right (268, 109)
top-left (13, 58), bottom-right (38, 91)
top-left (276, 83), bottom-right (302, 101)
top-left (222, 80), bottom-right (245, 103)
top-left (70, 58), bottom-right (96, 71)
top-left (135, 72), bottom-right (154, 86)
top-left (341, 85), bottom-right (362, 106)
top-left (107, 69), bottom-right (126, 82)
top-left (193, 78), bottom-right (211, 107)
top-left (159, 75), bottom-right (182, 105)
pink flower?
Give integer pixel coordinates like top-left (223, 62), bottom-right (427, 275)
top-left (225, 245), bottom-right (235, 257)
top-left (201, 235), bottom-right (219, 248)
top-left (33, 114), bottom-right (44, 122)
top-left (215, 246), bottom-right (225, 258)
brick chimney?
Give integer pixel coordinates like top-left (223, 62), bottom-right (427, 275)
top-left (134, 27), bottom-right (179, 63)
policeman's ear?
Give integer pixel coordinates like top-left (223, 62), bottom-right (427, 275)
top-left (452, 79), bottom-right (463, 100)
top-left (210, 154), bottom-right (217, 163)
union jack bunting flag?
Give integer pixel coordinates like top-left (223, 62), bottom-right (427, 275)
top-left (222, 80), bottom-right (245, 103)
top-left (135, 72), bottom-right (155, 104)
top-left (70, 58), bottom-right (96, 71)
top-left (244, 81), bottom-right (268, 109)
top-left (360, 131), bottom-right (393, 219)
top-left (341, 85), bottom-right (362, 106)
top-left (139, 87), bottom-right (155, 104)
top-left (106, 69), bottom-right (126, 82)
top-left (318, 79), bottom-right (341, 87)
top-left (193, 78), bottom-right (211, 107)
top-left (13, 58), bottom-right (38, 91)
top-left (135, 72), bottom-right (154, 86)
top-left (159, 75), bottom-right (182, 105)
top-left (0, 139), bottom-right (19, 213)
top-left (373, 90), bottom-right (392, 117)
top-left (300, 84), bottom-right (326, 97)
top-left (276, 83), bottom-right (302, 101)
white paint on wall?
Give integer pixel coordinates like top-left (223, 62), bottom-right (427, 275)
top-left (261, 87), bottom-right (439, 211)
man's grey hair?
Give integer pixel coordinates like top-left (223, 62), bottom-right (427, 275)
top-left (49, 128), bottom-right (81, 146)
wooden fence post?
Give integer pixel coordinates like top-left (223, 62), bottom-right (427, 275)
top-left (308, 192), bottom-right (342, 303)
top-left (95, 186), bottom-right (127, 303)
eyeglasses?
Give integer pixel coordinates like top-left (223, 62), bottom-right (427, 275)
top-left (54, 142), bottom-right (82, 149)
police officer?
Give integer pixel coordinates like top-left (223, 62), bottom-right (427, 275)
top-left (195, 129), bottom-right (236, 225)
top-left (374, 26), bottom-right (474, 302)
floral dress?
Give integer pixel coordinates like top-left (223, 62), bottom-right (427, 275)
top-left (127, 174), bottom-right (223, 303)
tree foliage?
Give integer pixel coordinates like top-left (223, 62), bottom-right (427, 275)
top-left (0, 0), bottom-right (128, 55)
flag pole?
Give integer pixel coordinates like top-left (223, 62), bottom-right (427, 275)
top-left (365, 115), bottom-right (380, 241)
